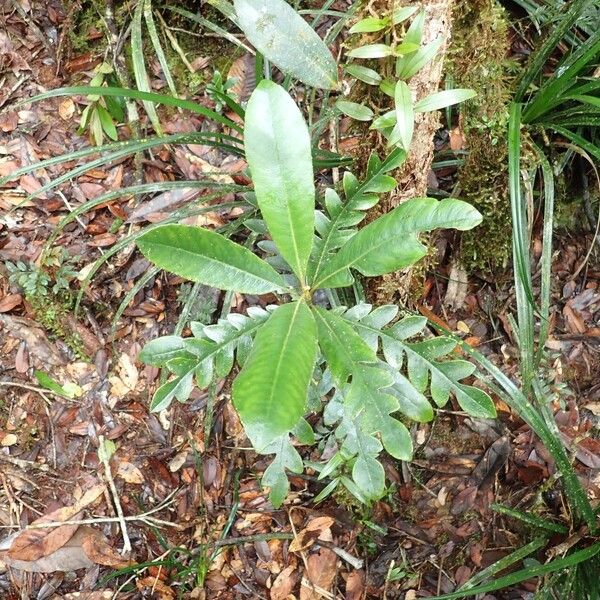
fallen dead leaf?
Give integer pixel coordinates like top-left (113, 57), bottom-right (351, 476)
top-left (271, 565), bottom-right (297, 600)
top-left (300, 548), bottom-right (337, 600)
top-left (0, 293), bottom-right (22, 312)
top-left (81, 528), bottom-right (132, 568)
top-left (116, 461), bottom-right (144, 484)
top-left (8, 484), bottom-right (105, 561)
top-left (0, 111), bottom-right (18, 132)
top-left (0, 433), bottom-right (18, 447)
top-left (345, 569), bottom-right (365, 600)
top-left (1, 527), bottom-right (95, 573)
top-left (136, 576), bottom-right (175, 599)
top-left (54, 592), bottom-right (114, 599)
top-left (449, 126), bottom-right (465, 150)
top-left (58, 98), bottom-right (75, 120)
top-left (290, 516), bottom-right (335, 552)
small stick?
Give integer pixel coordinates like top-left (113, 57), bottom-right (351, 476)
top-left (99, 435), bottom-right (132, 555)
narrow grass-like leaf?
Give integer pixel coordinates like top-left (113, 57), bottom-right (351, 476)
top-left (458, 536), bottom-right (548, 591)
top-left (131, 0), bottom-right (162, 134)
top-left (233, 0), bottom-right (338, 89)
top-left (5, 132), bottom-right (242, 204)
top-left (431, 324), bottom-right (596, 530)
top-left (144, 0), bottom-right (178, 97)
top-left (534, 146), bottom-right (555, 361)
top-left (524, 29), bottom-right (600, 123)
top-left (245, 81), bottom-right (315, 283)
top-left (429, 541), bottom-right (600, 599)
top-left (137, 224), bottom-right (287, 293)
top-left (491, 503), bottom-right (567, 534)
top-left (509, 103), bottom-right (536, 392)
top-left (515, 0), bottom-right (594, 105)
top-left (169, 6), bottom-right (254, 54)
top-left (20, 86), bottom-right (242, 133)
top-left (233, 301), bottom-right (318, 450)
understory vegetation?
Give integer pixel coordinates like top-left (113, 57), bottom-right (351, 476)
top-left (1, 0), bottom-right (600, 598)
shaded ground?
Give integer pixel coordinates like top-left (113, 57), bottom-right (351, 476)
top-left (1, 1), bottom-right (600, 599)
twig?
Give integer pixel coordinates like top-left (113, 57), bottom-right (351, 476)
top-left (0, 74), bottom-right (29, 109)
top-left (99, 435), bottom-right (131, 555)
top-left (0, 452), bottom-right (56, 474)
top-left (0, 380), bottom-right (68, 400)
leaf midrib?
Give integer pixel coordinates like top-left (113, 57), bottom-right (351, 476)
top-left (265, 109), bottom-right (307, 283)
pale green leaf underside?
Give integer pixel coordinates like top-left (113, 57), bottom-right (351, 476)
top-left (233, 301), bottom-right (318, 451)
top-left (391, 80), bottom-right (413, 150)
top-left (245, 81), bottom-right (315, 283)
top-left (137, 224), bottom-right (287, 294)
top-left (314, 198), bottom-right (482, 289)
top-left (233, 0), bottom-right (338, 89)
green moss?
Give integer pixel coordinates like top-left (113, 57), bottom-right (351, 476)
top-left (27, 292), bottom-right (88, 360)
top-left (447, 0), bottom-right (520, 273)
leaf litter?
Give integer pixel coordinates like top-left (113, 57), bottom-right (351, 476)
top-left (0, 0), bottom-right (600, 598)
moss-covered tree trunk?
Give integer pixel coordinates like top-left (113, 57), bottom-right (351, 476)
top-left (368, 0), bottom-right (455, 303)
top-left (386, 0), bottom-right (454, 208)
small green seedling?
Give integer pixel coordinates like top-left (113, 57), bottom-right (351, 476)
top-left (136, 80), bottom-right (493, 507)
top-left (339, 9), bottom-right (476, 151)
top-left (78, 63), bottom-right (125, 146)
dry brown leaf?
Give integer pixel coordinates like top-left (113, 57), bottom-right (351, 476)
top-left (0, 293), bottom-right (22, 313)
top-left (300, 548), bottom-right (337, 600)
top-left (449, 127), bottom-right (465, 150)
top-left (271, 565), bottom-right (297, 600)
top-left (8, 484), bottom-right (105, 561)
top-left (116, 461), bottom-right (144, 484)
top-left (58, 98), bottom-right (75, 120)
top-left (15, 341), bottom-right (29, 373)
top-left (136, 576), bottom-right (175, 599)
top-left (19, 174), bottom-right (45, 197)
top-left (345, 570), bottom-right (365, 600)
top-left (0, 111), bottom-right (18, 132)
top-left (0, 433), bottom-right (18, 447)
top-left (290, 516), bottom-right (334, 552)
top-left (81, 528), bottom-right (132, 568)
top-left (0, 527), bottom-right (95, 573)
top-left (55, 592), bottom-right (114, 599)
top-left (227, 53), bottom-right (256, 102)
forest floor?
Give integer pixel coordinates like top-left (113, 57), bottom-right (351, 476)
top-left (1, 1), bottom-right (600, 599)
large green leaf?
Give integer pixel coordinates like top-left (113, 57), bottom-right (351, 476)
top-left (137, 224), bottom-right (287, 294)
top-left (245, 81), bottom-right (315, 284)
top-left (233, 301), bottom-right (318, 450)
top-left (233, 0), bottom-right (338, 89)
top-left (314, 198), bottom-right (482, 289)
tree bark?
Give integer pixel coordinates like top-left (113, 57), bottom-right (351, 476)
top-left (368, 0), bottom-right (454, 302)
